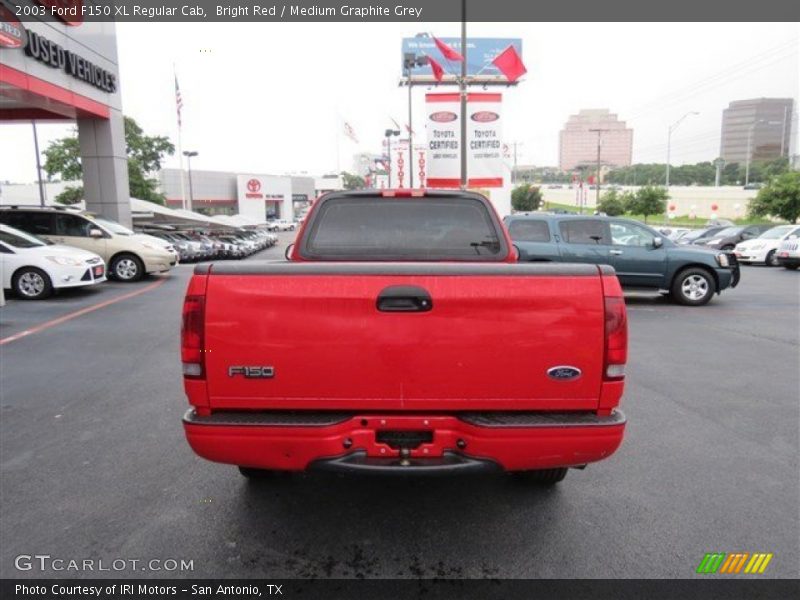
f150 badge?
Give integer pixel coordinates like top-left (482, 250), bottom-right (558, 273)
top-left (228, 366), bottom-right (274, 378)
top-left (547, 366), bottom-right (582, 381)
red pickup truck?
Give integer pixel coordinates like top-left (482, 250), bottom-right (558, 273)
top-left (181, 190), bottom-right (627, 484)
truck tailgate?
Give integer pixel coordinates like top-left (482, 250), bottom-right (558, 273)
top-left (201, 263), bottom-right (605, 411)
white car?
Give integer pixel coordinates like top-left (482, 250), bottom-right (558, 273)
top-left (0, 224), bottom-right (106, 300)
top-left (270, 220), bottom-right (296, 232)
top-left (734, 224), bottom-right (800, 266)
top-left (776, 236), bottom-right (800, 270)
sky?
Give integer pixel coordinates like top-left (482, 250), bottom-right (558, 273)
top-left (1, 21), bottom-right (798, 182)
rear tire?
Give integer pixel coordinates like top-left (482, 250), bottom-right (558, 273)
top-left (671, 267), bottom-right (716, 306)
top-left (12, 267), bottom-right (53, 300)
top-left (511, 468), bottom-right (568, 485)
top-left (765, 250), bottom-right (779, 267)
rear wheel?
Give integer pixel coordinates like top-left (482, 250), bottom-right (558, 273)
top-left (511, 468), bottom-right (568, 485)
top-left (111, 254), bottom-right (144, 282)
top-left (12, 267), bottom-right (53, 300)
top-left (765, 250), bottom-right (779, 267)
top-left (671, 267), bottom-right (716, 306)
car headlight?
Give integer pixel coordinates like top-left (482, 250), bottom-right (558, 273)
top-left (46, 256), bottom-right (82, 266)
top-left (716, 254), bottom-right (730, 267)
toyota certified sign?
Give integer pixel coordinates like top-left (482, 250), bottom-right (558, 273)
top-left (0, 5), bottom-right (26, 49)
top-left (247, 179), bottom-right (261, 193)
top-left (429, 111), bottom-right (458, 123)
top-left (471, 111), bottom-right (499, 122)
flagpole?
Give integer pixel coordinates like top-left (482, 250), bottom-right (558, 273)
top-left (174, 64), bottom-right (187, 211)
top-left (459, 0), bottom-right (468, 189)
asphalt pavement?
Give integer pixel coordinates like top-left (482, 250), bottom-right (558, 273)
top-left (1, 233), bottom-right (798, 579)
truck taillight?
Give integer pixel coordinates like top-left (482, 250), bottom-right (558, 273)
top-left (604, 296), bottom-right (627, 380)
top-left (181, 295), bottom-right (205, 379)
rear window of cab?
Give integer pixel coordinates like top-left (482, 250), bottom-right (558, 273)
top-left (301, 196), bottom-right (507, 261)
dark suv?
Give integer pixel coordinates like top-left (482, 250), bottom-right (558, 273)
top-left (505, 214), bottom-right (740, 306)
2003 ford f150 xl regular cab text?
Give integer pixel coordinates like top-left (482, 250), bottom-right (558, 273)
top-left (180, 191), bottom-right (628, 485)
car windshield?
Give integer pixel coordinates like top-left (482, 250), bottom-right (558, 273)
top-left (714, 227), bottom-right (743, 237)
top-left (0, 227), bottom-right (47, 249)
top-left (759, 226), bottom-right (795, 239)
top-left (93, 217), bottom-right (134, 236)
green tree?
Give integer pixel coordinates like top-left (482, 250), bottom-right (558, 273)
top-left (55, 185), bottom-right (83, 205)
top-left (43, 135), bottom-right (82, 182)
top-left (626, 186), bottom-right (668, 222)
top-left (597, 189), bottom-right (626, 216)
top-left (749, 171), bottom-right (800, 223)
top-left (340, 171), bottom-right (366, 190)
top-left (42, 116), bottom-right (175, 205)
top-left (511, 183), bottom-right (543, 212)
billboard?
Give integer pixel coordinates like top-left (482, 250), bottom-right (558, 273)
top-left (425, 93), bottom-right (503, 188)
top-left (402, 37), bottom-right (523, 83)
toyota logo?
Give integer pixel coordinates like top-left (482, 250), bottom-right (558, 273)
top-left (471, 111), bottom-right (499, 123)
top-left (429, 111), bottom-right (458, 123)
top-left (247, 179), bottom-right (261, 193)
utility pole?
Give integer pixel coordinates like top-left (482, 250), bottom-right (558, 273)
top-left (588, 128), bottom-right (608, 205)
top-left (781, 105), bottom-right (788, 157)
top-left (459, 0), bottom-right (468, 189)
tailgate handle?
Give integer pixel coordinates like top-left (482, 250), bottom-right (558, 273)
top-left (376, 285), bottom-right (433, 313)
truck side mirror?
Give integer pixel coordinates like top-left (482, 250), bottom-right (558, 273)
top-left (284, 243), bottom-right (294, 261)
top-left (653, 236), bottom-right (663, 248)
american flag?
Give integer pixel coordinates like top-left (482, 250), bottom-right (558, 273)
top-left (343, 121), bottom-right (358, 143)
top-left (175, 75), bottom-right (183, 128)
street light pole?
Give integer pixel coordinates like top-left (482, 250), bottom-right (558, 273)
top-left (183, 150), bottom-right (198, 212)
top-left (665, 111), bottom-right (699, 189)
top-left (384, 129), bottom-right (400, 188)
top-left (31, 121), bottom-right (46, 207)
top-left (588, 128), bottom-right (607, 205)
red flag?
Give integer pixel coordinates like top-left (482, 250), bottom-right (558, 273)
top-left (492, 45), bottom-right (527, 82)
top-left (433, 37), bottom-right (464, 62)
top-left (428, 56), bottom-right (445, 82)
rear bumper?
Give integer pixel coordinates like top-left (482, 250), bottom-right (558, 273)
top-left (182, 409), bottom-right (626, 473)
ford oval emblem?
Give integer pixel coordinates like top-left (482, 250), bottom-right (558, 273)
top-left (547, 366), bottom-right (582, 381)
top-left (430, 111), bottom-right (458, 123)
